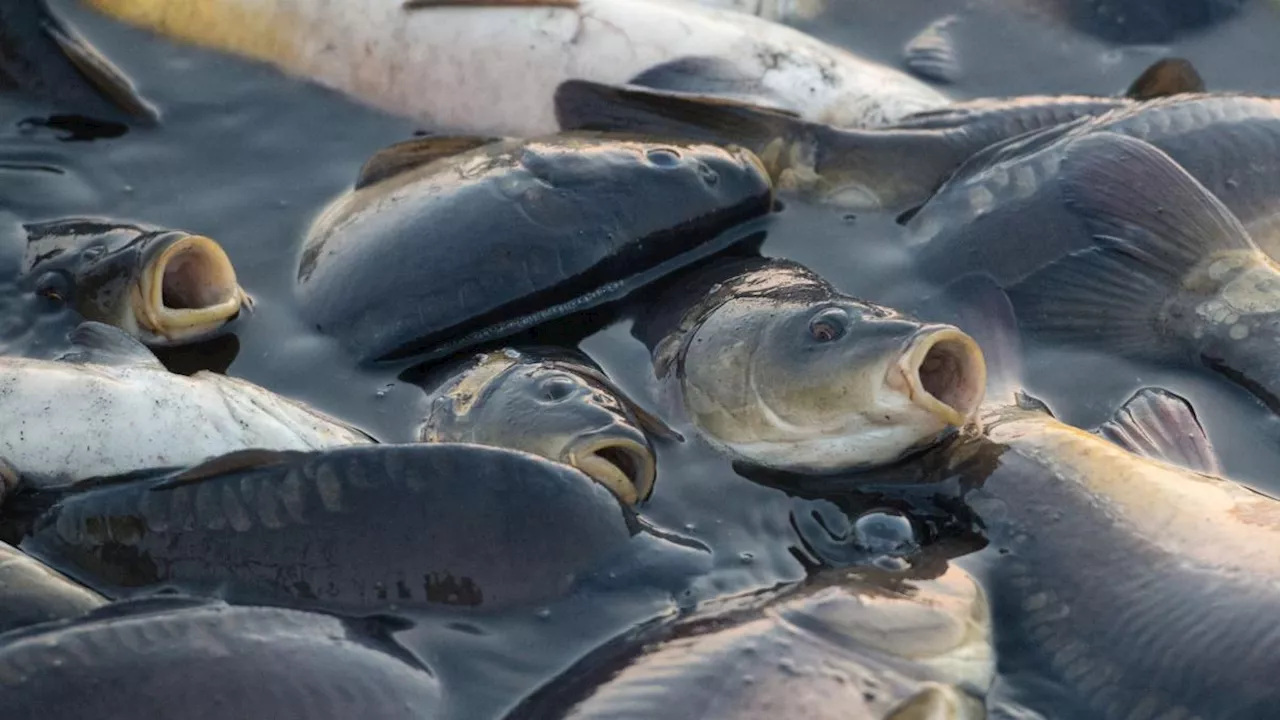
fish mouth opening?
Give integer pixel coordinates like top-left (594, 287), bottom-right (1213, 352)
top-left (136, 235), bottom-right (247, 341)
top-left (894, 327), bottom-right (987, 427)
top-left (564, 436), bottom-right (657, 507)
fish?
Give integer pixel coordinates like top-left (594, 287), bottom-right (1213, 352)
top-left (511, 564), bottom-right (992, 719)
top-left (0, 539), bottom-right (105, 635)
top-left (631, 256), bottom-right (987, 473)
top-left (14, 442), bottom-right (640, 612)
top-left (780, 377), bottom-right (1280, 719)
top-left (914, 131), bottom-right (1280, 415)
top-left (296, 133), bottom-right (773, 364)
top-left (0, 596), bottom-right (442, 719)
top-left (0, 0), bottom-right (157, 123)
top-left (669, 0), bottom-right (824, 23)
top-left (1009, 0), bottom-right (1249, 44)
top-left (79, 0), bottom-right (949, 137)
top-left (907, 93), bottom-right (1280, 262)
top-left (417, 347), bottom-right (681, 506)
top-left (22, 218), bottom-right (251, 346)
top-left (554, 58), bottom-right (1202, 212)
top-left (0, 322), bottom-right (372, 490)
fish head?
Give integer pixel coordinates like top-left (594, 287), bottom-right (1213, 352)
top-left (420, 351), bottom-right (657, 506)
top-left (679, 294), bottom-right (986, 472)
top-left (24, 220), bottom-right (249, 345)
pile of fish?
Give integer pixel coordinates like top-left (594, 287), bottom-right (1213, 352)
top-left (2, 0), bottom-right (1280, 718)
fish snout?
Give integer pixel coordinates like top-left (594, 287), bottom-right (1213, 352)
top-left (135, 233), bottom-right (249, 344)
top-left (562, 424), bottom-right (657, 507)
top-left (888, 325), bottom-right (986, 429)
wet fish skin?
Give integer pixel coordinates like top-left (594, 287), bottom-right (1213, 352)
top-left (82, 0), bottom-right (946, 136)
top-left (19, 443), bottom-right (637, 612)
top-left (633, 256), bottom-right (987, 473)
top-left (0, 539), bottom-right (105, 635)
top-left (514, 566), bottom-right (991, 719)
top-left (297, 133), bottom-right (773, 364)
top-left (912, 390), bottom-right (1280, 720)
top-left (0, 322), bottom-right (372, 490)
top-left (0, 597), bottom-right (442, 719)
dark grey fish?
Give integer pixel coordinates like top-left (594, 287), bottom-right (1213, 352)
top-left (15, 443), bottom-right (638, 612)
top-left (631, 256), bottom-right (987, 473)
top-left (1042, 0), bottom-right (1248, 44)
top-left (913, 131), bottom-right (1280, 413)
top-left (0, 0), bottom-right (157, 123)
top-left (511, 565), bottom-right (991, 719)
top-left (908, 93), bottom-right (1280, 264)
top-left (785, 386), bottom-right (1280, 719)
top-left (295, 133), bottom-right (773, 365)
top-left (0, 596), bottom-right (442, 719)
top-left (554, 58), bottom-right (1201, 213)
top-left (417, 347), bottom-right (679, 507)
top-left (0, 539), bottom-right (105, 634)
top-left (22, 218), bottom-right (250, 346)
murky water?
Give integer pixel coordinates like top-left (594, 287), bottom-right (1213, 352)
top-left (5, 0), bottom-right (1280, 717)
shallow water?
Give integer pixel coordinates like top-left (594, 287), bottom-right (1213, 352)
top-left (5, 0), bottom-right (1280, 717)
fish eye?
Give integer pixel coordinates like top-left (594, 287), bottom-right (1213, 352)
top-left (539, 374), bottom-right (579, 402)
top-left (34, 271), bottom-right (72, 305)
top-left (808, 307), bottom-right (849, 342)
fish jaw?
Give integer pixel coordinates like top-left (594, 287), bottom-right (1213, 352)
top-left (132, 234), bottom-right (249, 345)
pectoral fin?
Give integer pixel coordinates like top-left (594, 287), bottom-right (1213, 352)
top-left (1093, 387), bottom-right (1222, 474)
top-left (1123, 57), bottom-right (1205, 100)
top-left (42, 16), bottom-right (159, 123)
top-left (150, 449), bottom-right (309, 490)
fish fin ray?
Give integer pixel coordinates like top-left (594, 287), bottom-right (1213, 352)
top-left (1124, 57), bottom-right (1205, 100)
top-left (40, 16), bottom-right (159, 123)
top-left (60, 322), bottom-right (163, 368)
top-left (1093, 387), bottom-right (1222, 474)
top-left (1009, 132), bottom-right (1254, 355)
top-left (555, 79), bottom-right (799, 152)
top-left (355, 135), bottom-right (503, 189)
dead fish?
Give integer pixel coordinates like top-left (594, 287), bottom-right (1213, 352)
top-left (512, 565), bottom-right (992, 719)
top-left (0, 0), bottom-right (157, 123)
top-left (0, 596), bottom-right (442, 719)
top-left (296, 133), bottom-right (772, 364)
top-left (631, 256), bottom-right (987, 473)
top-left (915, 131), bottom-right (1280, 415)
top-left (16, 443), bottom-right (639, 612)
top-left (0, 539), bottom-right (105, 635)
top-left (418, 347), bottom-right (680, 506)
top-left (0, 322), bottom-right (371, 490)
top-left (81, 0), bottom-right (948, 137)
top-left (23, 218), bottom-right (250, 346)
top-left (554, 58), bottom-right (1202, 212)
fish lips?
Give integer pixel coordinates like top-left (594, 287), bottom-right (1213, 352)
top-left (561, 424), bottom-right (657, 507)
top-left (132, 233), bottom-right (251, 345)
top-left (888, 325), bottom-right (987, 430)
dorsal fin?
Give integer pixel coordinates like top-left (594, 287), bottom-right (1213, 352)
top-left (1124, 57), bottom-right (1205, 100)
top-left (149, 449), bottom-right (309, 491)
top-left (1093, 387), bottom-right (1222, 474)
top-left (41, 12), bottom-right (159, 123)
top-left (58, 322), bottom-right (163, 369)
top-left (355, 135), bottom-right (503, 189)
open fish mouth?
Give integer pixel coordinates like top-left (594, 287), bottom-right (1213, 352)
top-left (134, 234), bottom-right (248, 342)
top-left (563, 434), bottom-right (657, 507)
top-left (891, 326), bottom-right (987, 428)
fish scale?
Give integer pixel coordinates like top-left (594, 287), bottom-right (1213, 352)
top-left (19, 443), bottom-right (636, 613)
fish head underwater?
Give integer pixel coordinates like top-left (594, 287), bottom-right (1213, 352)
top-left (22, 219), bottom-right (249, 345)
top-left (418, 348), bottom-right (666, 506)
top-left (651, 260), bottom-right (988, 473)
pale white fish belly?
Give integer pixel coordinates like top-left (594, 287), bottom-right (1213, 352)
top-left (87, 0), bottom-right (948, 136)
top-left (0, 361), bottom-right (369, 484)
